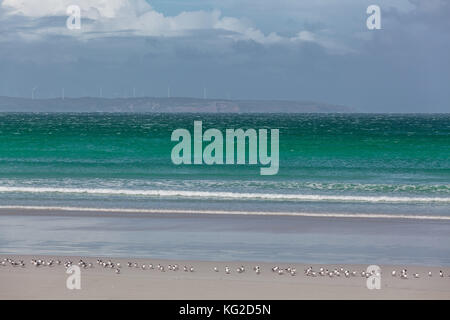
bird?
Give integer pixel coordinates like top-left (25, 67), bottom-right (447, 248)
top-left (413, 273), bottom-right (420, 278)
top-left (183, 266), bottom-right (188, 272)
top-left (439, 270), bottom-right (444, 277)
top-left (213, 267), bottom-right (219, 272)
top-left (189, 266), bottom-right (194, 272)
top-left (115, 269), bottom-right (120, 274)
top-left (225, 266), bottom-right (230, 274)
top-left (278, 269), bottom-right (284, 275)
top-left (392, 270), bottom-right (397, 277)
top-left (428, 271), bottom-right (432, 277)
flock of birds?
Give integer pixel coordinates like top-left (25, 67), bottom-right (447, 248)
top-left (1, 257), bottom-right (449, 280)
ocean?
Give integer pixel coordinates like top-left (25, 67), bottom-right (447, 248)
top-left (0, 113), bottom-right (449, 264)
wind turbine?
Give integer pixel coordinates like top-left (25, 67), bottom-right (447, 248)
top-left (32, 86), bottom-right (38, 100)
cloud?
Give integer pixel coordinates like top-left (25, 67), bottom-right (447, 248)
top-left (0, 0), bottom-right (350, 52)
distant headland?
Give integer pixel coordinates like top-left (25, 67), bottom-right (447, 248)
top-left (0, 96), bottom-right (355, 113)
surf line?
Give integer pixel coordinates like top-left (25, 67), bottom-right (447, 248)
top-left (170, 121), bottom-right (279, 175)
top-left (1, 206), bottom-right (450, 221)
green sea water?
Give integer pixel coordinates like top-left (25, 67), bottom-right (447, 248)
top-left (0, 113), bottom-right (449, 216)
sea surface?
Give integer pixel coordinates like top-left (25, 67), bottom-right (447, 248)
top-left (0, 113), bottom-right (449, 264)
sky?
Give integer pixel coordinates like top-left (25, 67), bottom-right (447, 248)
top-left (0, 0), bottom-right (449, 112)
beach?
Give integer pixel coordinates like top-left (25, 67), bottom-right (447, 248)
top-left (1, 254), bottom-right (450, 300)
top-left (0, 114), bottom-right (449, 300)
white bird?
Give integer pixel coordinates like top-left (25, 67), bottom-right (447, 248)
top-left (413, 273), bottom-right (420, 278)
top-left (115, 269), bottom-right (120, 274)
top-left (214, 267), bottom-right (219, 272)
top-left (439, 270), bottom-right (444, 277)
top-left (189, 266), bottom-right (194, 272)
top-left (428, 271), bottom-right (432, 277)
top-left (392, 270), bottom-right (397, 277)
top-left (225, 266), bottom-right (230, 274)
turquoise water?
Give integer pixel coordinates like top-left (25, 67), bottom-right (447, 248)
top-left (0, 113), bottom-right (449, 216)
top-left (1, 113), bottom-right (450, 264)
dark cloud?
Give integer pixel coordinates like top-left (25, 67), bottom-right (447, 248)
top-left (0, 0), bottom-right (448, 112)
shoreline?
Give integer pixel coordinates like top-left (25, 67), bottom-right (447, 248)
top-left (0, 206), bottom-right (449, 221)
top-left (1, 254), bottom-right (450, 299)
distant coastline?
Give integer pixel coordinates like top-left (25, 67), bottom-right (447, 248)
top-left (0, 96), bottom-right (354, 113)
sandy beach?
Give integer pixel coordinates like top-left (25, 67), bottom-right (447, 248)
top-left (1, 254), bottom-right (449, 300)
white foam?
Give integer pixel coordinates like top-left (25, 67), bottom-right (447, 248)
top-left (0, 186), bottom-right (449, 203)
top-left (0, 205), bottom-right (449, 220)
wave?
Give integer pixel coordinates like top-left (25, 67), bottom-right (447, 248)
top-left (0, 186), bottom-right (449, 203)
top-left (0, 205), bottom-right (449, 220)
